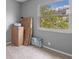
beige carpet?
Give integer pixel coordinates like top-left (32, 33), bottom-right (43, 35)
top-left (6, 46), bottom-right (71, 59)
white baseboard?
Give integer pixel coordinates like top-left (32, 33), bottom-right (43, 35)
top-left (43, 45), bottom-right (72, 57)
top-left (6, 41), bottom-right (11, 45)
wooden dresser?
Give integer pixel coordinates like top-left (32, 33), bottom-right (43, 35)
top-left (11, 25), bottom-right (24, 46)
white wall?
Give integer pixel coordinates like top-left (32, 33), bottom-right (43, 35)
top-left (6, 0), bottom-right (21, 42)
top-left (22, 0), bottom-right (72, 54)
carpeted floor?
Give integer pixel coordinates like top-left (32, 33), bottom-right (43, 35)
top-left (6, 45), bottom-right (72, 59)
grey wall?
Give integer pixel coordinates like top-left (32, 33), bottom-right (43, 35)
top-left (22, 0), bottom-right (72, 54)
top-left (6, 0), bottom-right (21, 42)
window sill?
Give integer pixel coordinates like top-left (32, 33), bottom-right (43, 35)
top-left (38, 27), bottom-right (72, 33)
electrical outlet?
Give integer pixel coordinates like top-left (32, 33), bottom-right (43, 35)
top-left (48, 42), bottom-right (51, 46)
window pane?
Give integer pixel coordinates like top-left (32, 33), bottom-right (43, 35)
top-left (40, 0), bottom-right (69, 29)
top-left (40, 16), bottom-right (69, 29)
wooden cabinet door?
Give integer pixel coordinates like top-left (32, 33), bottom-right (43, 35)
top-left (19, 17), bottom-right (32, 46)
top-left (18, 27), bottom-right (24, 45)
top-left (11, 26), bottom-right (18, 46)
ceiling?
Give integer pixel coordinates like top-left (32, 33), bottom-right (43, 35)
top-left (16, 0), bottom-right (28, 2)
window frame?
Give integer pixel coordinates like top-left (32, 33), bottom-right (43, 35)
top-left (37, 2), bottom-right (72, 33)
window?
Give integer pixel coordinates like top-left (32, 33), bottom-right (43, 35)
top-left (39, 0), bottom-right (70, 30)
